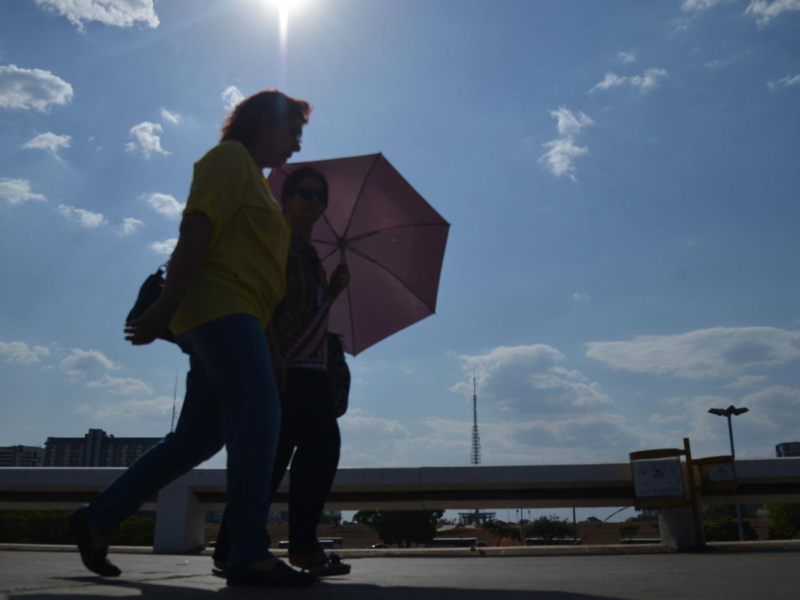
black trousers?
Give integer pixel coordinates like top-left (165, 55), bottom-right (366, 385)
top-left (213, 368), bottom-right (341, 560)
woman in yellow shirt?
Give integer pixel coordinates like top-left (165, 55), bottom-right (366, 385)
top-left (69, 90), bottom-right (316, 588)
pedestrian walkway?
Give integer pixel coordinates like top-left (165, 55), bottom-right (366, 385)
top-left (1, 549), bottom-right (798, 599)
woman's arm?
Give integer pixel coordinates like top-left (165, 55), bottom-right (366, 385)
top-left (124, 212), bottom-right (212, 345)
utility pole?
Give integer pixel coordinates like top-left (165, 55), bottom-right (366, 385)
top-left (708, 405), bottom-right (749, 541)
top-left (170, 370), bottom-right (179, 433)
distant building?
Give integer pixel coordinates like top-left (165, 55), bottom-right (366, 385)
top-left (0, 445), bottom-right (44, 467)
top-left (43, 428), bottom-right (161, 467)
top-left (458, 510), bottom-right (496, 525)
top-left (776, 442), bottom-right (800, 457)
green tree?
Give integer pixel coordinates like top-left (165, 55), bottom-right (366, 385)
top-left (701, 504), bottom-right (757, 542)
top-left (112, 515), bottom-right (155, 546)
top-left (703, 516), bottom-right (757, 542)
top-left (704, 504), bottom-right (754, 520)
top-left (523, 515), bottom-right (575, 543)
top-left (353, 510), bottom-right (444, 548)
top-left (0, 510), bottom-right (71, 544)
top-left (0, 510), bottom-right (156, 546)
top-left (767, 504), bottom-right (800, 540)
top-left (618, 523), bottom-right (639, 540)
top-left (482, 519), bottom-right (519, 546)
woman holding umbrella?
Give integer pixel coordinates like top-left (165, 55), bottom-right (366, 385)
top-left (212, 167), bottom-right (352, 577)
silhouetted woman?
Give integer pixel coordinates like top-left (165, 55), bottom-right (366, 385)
top-left (69, 90), bottom-right (317, 588)
top-left (212, 167), bottom-right (352, 578)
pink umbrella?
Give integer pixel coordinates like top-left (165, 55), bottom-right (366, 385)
top-left (268, 153), bottom-right (450, 356)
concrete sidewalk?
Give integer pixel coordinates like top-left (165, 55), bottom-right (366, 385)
top-left (2, 549), bottom-right (799, 600)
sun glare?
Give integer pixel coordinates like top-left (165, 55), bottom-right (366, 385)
top-left (267, 0), bottom-right (304, 50)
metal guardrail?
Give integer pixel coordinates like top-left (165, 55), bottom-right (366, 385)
top-left (2, 459), bottom-right (799, 553)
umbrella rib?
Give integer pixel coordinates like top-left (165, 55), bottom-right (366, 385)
top-left (346, 245), bottom-right (437, 314)
top-left (342, 154), bottom-right (382, 240)
top-left (318, 246), bottom-right (339, 263)
top-left (345, 284), bottom-right (357, 355)
top-left (346, 222), bottom-right (450, 243)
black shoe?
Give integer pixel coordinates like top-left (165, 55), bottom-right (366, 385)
top-left (68, 509), bottom-right (121, 577)
top-left (227, 561), bottom-right (317, 587)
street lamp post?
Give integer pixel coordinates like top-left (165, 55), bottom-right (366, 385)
top-left (708, 405), bottom-right (749, 541)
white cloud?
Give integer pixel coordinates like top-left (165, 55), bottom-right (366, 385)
top-left (120, 217), bottom-right (144, 236)
top-left (86, 375), bottom-right (152, 395)
top-left (222, 86), bottom-right (244, 111)
top-left (0, 64), bottom-right (74, 112)
top-left (724, 375), bottom-right (768, 389)
top-left (145, 192), bottom-right (184, 218)
top-left (452, 344), bottom-right (612, 414)
top-left (590, 73), bottom-right (627, 93)
top-left (682, 0), bottom-right (737, 11)
top-left (0, 340), bottom-right (49, 365)
top-left (550, 107), bottom-right (594, 137)
top-left (740, 385), bottom-right (800, 430)
top-left (539, 107), bottom-right (594, 183)
top-left (0, 178), bottom-right (47, 205)
top-left (56, 204), bottom-right (107, 228)
top-left (746, 0), bottom-right (800, 26)
top-left (160, 107), bottom-right (182, 125)
top-left (652, 388), bottom-right (800, 458)
top-left (704, 59), bottom-right (733, 69)
top-left (22, 132), bottom-right (72, 154)
top-left (630, 68), bottom-right (668, 91)
top-left (339, 408), bottom-right (411, 440)
top-left (91, 396), bottom-right (177, 421)
top-left (649, 413), bottom-right (687, 425)
top-left (586, 326), bottom-right (800, 380)
top-left (60, 348), bottom-right (120, 378)
top-left (151, 238), bottom-right (177, 255)
top-left (572, 293), bottom-right (591, 302)
top-left (618, 52), bottom-right (636, 64)
top-left (768, 73), bottom-right (800, 90)
top-left (590, 68), bottom-right (667, 94)
top-left (31, 0), bottom-right (159, 31)
top-left (540, 138), bottom-right (590, 182)
top-left (125, 121), bottom-right (169, 158)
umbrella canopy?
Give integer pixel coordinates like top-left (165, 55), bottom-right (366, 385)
top-left (268, 153), bottom-right (450, 356)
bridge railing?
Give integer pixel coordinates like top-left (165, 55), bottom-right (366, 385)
top-left (2, 459), bottom-right (798, 553)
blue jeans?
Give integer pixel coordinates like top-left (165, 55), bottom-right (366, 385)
top-left (85, 314), bottom-right (281, 567)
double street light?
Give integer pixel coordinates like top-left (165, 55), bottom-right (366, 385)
top-left (707, 405), bottom-right (749, 541)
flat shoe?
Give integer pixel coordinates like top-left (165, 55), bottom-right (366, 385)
top-left (298, 552), bottom-right (351, 578)
top-left (227, 561), bottom-right (317, 587)
top-left (68, 509), bottom-right (121, 577)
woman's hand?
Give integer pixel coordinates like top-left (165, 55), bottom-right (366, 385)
top-left (329, 263), bottom-right (350, 299)
top-left (124, 302), bottom-right (172, 345)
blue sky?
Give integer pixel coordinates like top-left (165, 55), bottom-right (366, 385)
top-left (1, 0), bottom-right (800, 520)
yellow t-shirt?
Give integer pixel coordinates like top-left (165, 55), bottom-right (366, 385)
top-left (170, 141), bottom-right (291, 335)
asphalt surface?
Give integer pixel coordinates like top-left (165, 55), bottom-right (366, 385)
top-left (1, 549), bottom-right (798, 600)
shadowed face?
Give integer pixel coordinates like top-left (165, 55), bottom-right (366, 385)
top-left (285, 175), bottom-right (327, 229)
top-left (254, 115), bottom-right (304, 169)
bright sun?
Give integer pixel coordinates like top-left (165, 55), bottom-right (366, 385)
top-left (267, 0), bottom-right (305, 46)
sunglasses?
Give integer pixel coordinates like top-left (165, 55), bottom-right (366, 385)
top-left (295, 187), bottom-right (327, 205)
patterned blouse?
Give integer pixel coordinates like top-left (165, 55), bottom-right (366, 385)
top-left (272, 232), bottom-right (332, 372)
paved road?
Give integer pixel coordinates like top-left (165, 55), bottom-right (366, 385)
top-left (1, 550), bottom-right (797, 600)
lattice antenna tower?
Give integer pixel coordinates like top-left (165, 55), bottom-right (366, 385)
top-left (471, 371), bottom-right (482, 465)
